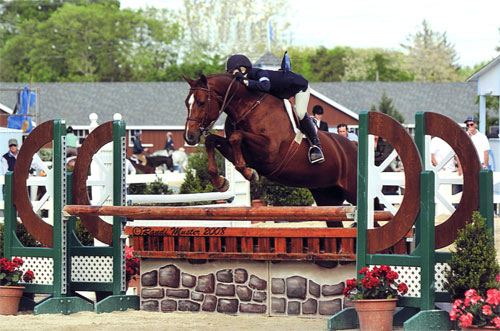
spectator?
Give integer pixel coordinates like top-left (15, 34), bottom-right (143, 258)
top-left (374, 135), bottom-right (399, 195)
top-left (430, 137), bottom-right (456, 172)
top-left (336, 124), bottom-right (358, 142)
top-left (464, 116), bottom-right (490, 170)
top-left (30, 152), bottom-right (48, 177)
top-left (66, 126), bottom-right (78, 156)
top-left (164, 131), bottom-right (175, 152)
top-left (131, 131), bottom-right (148, 166)
top-left (2, 138), bottom-right (18, 174)
top-left (311, 105), bottom-right (329, 132)
top-left (336, 124), bottom-right (349, 138)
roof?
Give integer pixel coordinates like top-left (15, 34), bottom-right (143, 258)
top-left (467, 54), bottom-right (500, 82)
top-left (312, 82), bottom-right (477, 123)
top-left (254, 52), bottom-right (281, 69)
top-left (0, 81), bottom-right (477, 126)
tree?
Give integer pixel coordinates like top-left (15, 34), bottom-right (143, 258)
top-left (0, 2), bottom-right (182, 82)
top-left (308, 46), bottom-right (352, 81)
top-left (180, 0), bottom-right (290, 60)
top-left (343, 49), bottom-right (413, 82)
top-left (372, 92), bottom-right (405, 123)
top-left (401, 20), bottom-right (460, 82)
top-left (445, 212), bottom-right (500, 300)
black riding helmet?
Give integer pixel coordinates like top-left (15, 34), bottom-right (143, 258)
top-left (226, 54), bottom-right (252, 72)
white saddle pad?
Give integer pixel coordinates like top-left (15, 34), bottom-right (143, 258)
top-left (283, 99), bottom-right (304, 144)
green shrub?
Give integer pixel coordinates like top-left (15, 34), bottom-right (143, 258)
top-left (75, 218), bottom-right (94, 246)
top-left (144, 179), bottom-right (173, 195)
top-left (445, 211), bottom-right (500, 300)
top-left (187, 146), bottom-right (224, 190)
top-left (251, 177), bottom-right (314, 206)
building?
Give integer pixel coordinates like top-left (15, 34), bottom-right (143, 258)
top-left (0, 79), bottom-right (477, 155)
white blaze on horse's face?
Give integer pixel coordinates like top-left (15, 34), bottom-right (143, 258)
top-left (188, 94), bottom-right (195, 118)
top-left (185, 93), bottom-right (200, 144)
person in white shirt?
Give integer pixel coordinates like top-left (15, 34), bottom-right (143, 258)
top-left (430, 137), bottom-right (456, 172)
top-left (464, 116), bottom-right (490, 169)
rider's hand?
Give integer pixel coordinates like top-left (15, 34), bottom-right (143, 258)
top-left (234, 71), bottom-right (244, 82)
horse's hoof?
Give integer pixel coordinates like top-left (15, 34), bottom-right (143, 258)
top-left (216, 177), bottom-right (230, 192)
top-left (250, 170), bottom-right (259, 182)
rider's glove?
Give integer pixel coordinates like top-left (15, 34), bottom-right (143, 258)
top-left (234, 72), bottom-right (245, 82)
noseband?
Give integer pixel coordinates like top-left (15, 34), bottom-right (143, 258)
top-left (187, 77), bottom-right (237, 135)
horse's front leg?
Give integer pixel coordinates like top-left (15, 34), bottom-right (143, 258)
top-left (228, 131), bottom-right (263, 181)
top-left (205, 134), bottom-right (232, 192)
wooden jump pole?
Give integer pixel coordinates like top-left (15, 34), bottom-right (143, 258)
top-left (63, 205), bottom-right (393, 222)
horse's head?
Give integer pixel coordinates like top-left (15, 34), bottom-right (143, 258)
top-left (183, 74), bottom-right (239, 145)
top-left (183, 74), bottom-right (218, 145)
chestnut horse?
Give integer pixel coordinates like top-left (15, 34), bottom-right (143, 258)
top-left (184, 74), bottom-right (357, 208)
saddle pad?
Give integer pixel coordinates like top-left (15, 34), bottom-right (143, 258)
top-left (283, 99), bottom-right (303, 144)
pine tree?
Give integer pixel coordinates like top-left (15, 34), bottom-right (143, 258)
top-left (402, 20), bottom-right (460, 82)
top-left (375, 92), bottom-right (405, 123)
top-left (445, 211), bottom-right (500, 300)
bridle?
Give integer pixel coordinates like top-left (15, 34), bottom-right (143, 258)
top-left (187, 77), bottom-right (237, 136)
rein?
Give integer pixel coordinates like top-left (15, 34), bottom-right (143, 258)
top-left (187, 77), bottom-right (238, 135)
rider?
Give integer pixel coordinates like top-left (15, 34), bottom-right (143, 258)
top-left (131, 131), bottom-right (148, 166)
top-left (225, 54), bottom-right (325, 164)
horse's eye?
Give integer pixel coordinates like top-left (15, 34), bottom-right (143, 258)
top-left (196, 100), bottom-right (205, 106)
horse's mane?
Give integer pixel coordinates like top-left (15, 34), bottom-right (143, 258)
top-left (204, 73), bottom-right (266, 100)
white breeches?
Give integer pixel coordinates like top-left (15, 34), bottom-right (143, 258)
top-left (294, 86), bottom-right (310, 119)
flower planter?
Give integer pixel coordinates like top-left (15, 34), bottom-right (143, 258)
top-left (463, 326), bottom-right (500, 331)
top-left (0, 285), bottom-right (25, 315)
top-left (353, 298), bottom-right (397, 331)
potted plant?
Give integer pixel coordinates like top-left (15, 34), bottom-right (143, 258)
top-left (343, 265), bottom-right (408, 331)
top-left (450, 288), bottom-right (500, 330)
top-left (445, 211), bottom-right (500, 330)
top-left (0, 257), bottom-right (35, 315)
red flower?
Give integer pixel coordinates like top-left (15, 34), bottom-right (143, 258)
top-left (397, 282), bottom-right (408, 295)
top-left (344, 265), bottom-right (407, 300)
top-left (459, 313), bottom-right (473, 328)
top-left (496, 274), bottom-right (500, 283)
top-left (386, 270), bottom-right (399, 282)
top-left (379, 265), bottom-right (391, 273)
top-left (482, 304), bottom-right (493, 316)
top-left (23, 270), bottom-right (35, 283)
top-left (0, 257), bottom-right (35, 286)
top-left (493, 317), bottom-right (500, 329)
top-left (465, 289), bottom-right (478, 298)
top-left (358, 267), bottom-right (369, 275)
top-left (486, 288), bottom-right (500, 306)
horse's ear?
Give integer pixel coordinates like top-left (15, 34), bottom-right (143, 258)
top-left (183, 75), bottom-right (195, 87)
top-left (199, 74), bottom-right (208, 87)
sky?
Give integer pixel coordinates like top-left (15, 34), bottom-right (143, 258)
top-left (121, 0), bottom-right (500, 67)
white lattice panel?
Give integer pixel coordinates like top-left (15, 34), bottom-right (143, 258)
top-left (370, 265), bottom-right (421, 298)
top-left (17, 257), bottom-right (53, 285)
top-left (434, 262), bottom-right (450, 292)
top-left (71, 256), bottom-right (113, 283)
top-left (392, 266), bottom-right (421, 297)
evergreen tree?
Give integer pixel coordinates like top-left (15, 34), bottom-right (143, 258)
top-left (402, 20), bottom-right (460, 82)
top-left (374, 92), bottom-right (405, 123)
top-left (445, 212), bottom-right (500, 300)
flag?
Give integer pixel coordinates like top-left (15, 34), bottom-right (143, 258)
top-left (281, 51), bottom-right (291, 72)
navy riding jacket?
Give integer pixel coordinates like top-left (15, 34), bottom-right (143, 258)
top-left (245, 68), bottom-right (308, 99)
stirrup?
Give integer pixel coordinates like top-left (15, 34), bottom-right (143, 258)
top-left (308, 145), bottom-right (325, 164)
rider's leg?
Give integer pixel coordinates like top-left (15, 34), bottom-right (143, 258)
top-left (295, 87), bottom-right (325, 164)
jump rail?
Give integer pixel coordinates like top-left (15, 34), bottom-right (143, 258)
top-left (63, 205), bottom-right (393, 222)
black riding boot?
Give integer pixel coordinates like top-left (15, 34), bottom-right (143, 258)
top-left (299, 117), bottom-right (325, 164)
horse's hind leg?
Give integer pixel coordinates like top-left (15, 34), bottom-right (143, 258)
top-left (309, 187), bottom-right (346, 228)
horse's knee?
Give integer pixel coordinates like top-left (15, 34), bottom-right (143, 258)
top-left (228, 132), bottom-right (243, 145)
